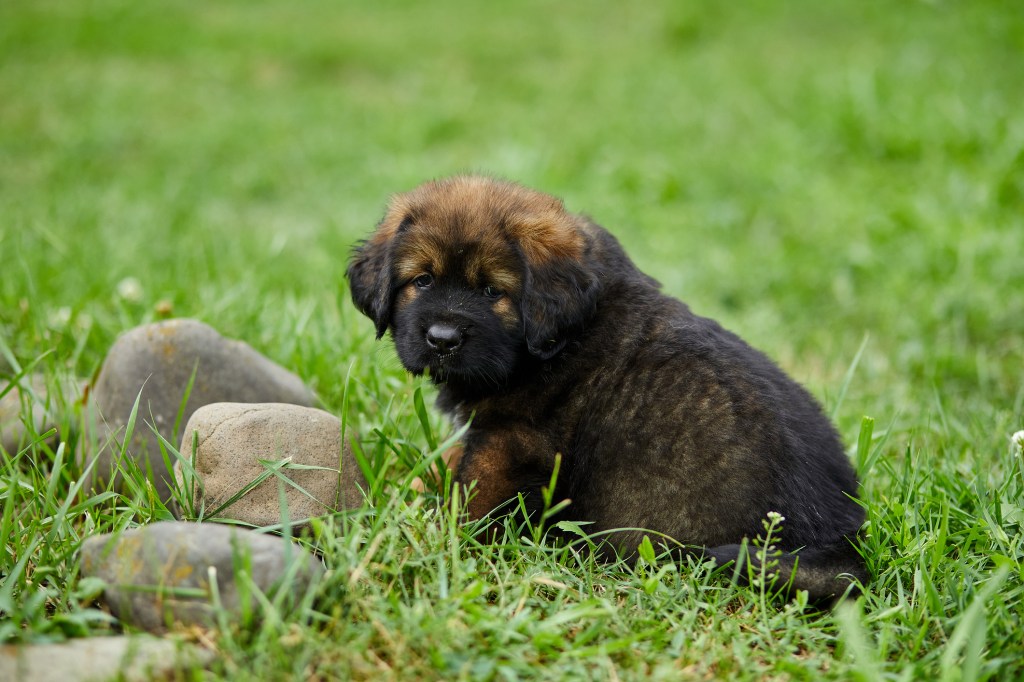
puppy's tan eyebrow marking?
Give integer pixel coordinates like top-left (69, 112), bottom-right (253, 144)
top-left (491, 297), bottom-right (519, 330)
top-left (395, 235), bottom-right (447, 281)
top-left (396, 284), bottom-right (418, 310)
top-left (472, 267), bottom-right (520, 294)
top-left (463, 242), bottom-right (522, 294)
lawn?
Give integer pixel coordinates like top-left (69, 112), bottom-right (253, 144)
top-left (2, 0), bottom-right (1023, 678)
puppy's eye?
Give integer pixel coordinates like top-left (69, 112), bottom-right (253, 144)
top-left (483, 285), bottom-right (504, 299)
top-left (413, 274), bottom-right (434, 289)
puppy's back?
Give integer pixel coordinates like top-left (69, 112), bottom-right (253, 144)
top-left (555, 232), bottom-right (865, 599)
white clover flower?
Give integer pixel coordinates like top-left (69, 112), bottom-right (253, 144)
top-left (47, 306), bottom-right (72, 328)
top-left (1012, 430), bottom-right (1024, 454)
top-left (116, 277), bottom-right (143, 302)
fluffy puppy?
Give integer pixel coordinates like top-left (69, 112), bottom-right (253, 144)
top-left (347, 175), bottom-right (867, 601)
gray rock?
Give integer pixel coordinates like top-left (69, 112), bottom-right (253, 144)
top-left (174, 402), bottom-right (366, 527)
top-left (0, 635), bottom-right (213, 682)
top-left (80, 521), bottom-right (325, 634)
top-left (1, 373), bottom-right (82, 455)
top-left (80, 319), bottom-right (317, 501)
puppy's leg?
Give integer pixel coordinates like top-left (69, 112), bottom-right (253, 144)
top-left (703, 539), bottom-right (868, 604)
top-left (456, 430), bottom-right (556, 522)
top-left (410, 444), bottom-right (465, 493)
top-left (458, 445), bottom-right (525, 521)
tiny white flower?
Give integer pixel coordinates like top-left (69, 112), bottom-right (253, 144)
top-left (766, 511), bottom-right (785, 523)
top-left (48, 306), bottom-right (72, 328)
top-left (116, 277), bottom-right (143, 302)
top-left (1012, 430), bottom-right (1024, 453)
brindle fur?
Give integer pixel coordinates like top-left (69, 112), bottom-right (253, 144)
top-left (348, 175), bottom-right (868, 601)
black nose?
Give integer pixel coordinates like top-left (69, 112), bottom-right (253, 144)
top-left (425, 323), bottom-right (464, 354)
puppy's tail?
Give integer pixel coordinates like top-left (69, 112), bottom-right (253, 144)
top-left (702, 538), bottom-right (868, 604)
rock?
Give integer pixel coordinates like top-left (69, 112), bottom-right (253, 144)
top-left (1, 373), bottom-right (82, 455)
top-left (80, 521), bottom-right (325, 633)
top-left (81, 319), bottom-right (317, 501)
top-left (0, 635), bottom-right (213, 682)
top-left (174, 402), bottom-right (366, 527)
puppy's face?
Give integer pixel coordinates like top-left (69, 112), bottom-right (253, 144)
top-left (390, 224), bottom-right (524, 384)
top-left (348, 176), bottom-right (601, 387)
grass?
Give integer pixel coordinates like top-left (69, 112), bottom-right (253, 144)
top-left (2, 0), bottom-right (1023, 678)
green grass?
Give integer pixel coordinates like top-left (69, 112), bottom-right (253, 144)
top-left (2, 0), bottom-right (1023, 678)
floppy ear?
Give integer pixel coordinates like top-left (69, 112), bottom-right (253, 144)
top-left (347, 237), bottom-right (395, 339)
top-left (521, 258), bottom-right (600, 360)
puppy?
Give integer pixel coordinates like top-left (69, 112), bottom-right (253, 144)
top-left (348, 175), bottom-right (867, 601)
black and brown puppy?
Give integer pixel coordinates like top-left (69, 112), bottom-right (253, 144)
top-left (348, 175), bottom-right (867, 600)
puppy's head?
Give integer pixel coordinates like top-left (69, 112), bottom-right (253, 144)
top-left (347, 176), bottom-right (600, 385)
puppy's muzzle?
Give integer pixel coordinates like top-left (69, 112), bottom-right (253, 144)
top-left (425, 323), bottom-right (465, 354)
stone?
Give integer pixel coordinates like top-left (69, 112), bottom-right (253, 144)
top-left (174, 402), bottom-right (366, 527)
top-left (1, 373), bottom-right (82, 455)
top-left (0, 635), bottom-right (213, 682)
top-left (81, 319), bottom-right (317, 501)
top-left (80, 521), bottom-right (325, 634)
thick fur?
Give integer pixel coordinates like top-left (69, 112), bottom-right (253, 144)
top-left (348, 175), bottom-right (868, 601)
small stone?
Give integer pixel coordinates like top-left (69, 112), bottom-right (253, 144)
top-left (80, 521), bottom-right (325, 634)
top-left (80, 319), bottom-right (317, 501)
top-left (175, 402), bottom-right (366, 527)
top-left (1, 373), bottom-right (82, 455)
top-left (0, 635), bottom-right (213, 682)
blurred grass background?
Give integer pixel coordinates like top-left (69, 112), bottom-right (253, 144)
top-left (2, 0), bottom-right (1024, 678)
top-left (3, 1), bottom-right (1022, 418)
